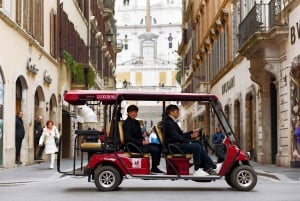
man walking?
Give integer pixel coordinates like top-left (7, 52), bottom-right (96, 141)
top-left (34, 115), bottom-right (44, 160)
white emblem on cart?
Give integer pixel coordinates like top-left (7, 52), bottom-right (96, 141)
top-left (131, 158), bottom-right (142, 168)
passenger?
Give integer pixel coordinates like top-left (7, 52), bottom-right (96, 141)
top-left (123, 105), bottom-right (164, 175)
top-left (164, 104), bottom-right (216, 176)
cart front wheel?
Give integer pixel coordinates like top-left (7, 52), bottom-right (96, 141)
top-left (94, 165), bottom-right (121, 191)
top-left (230, 165), bottom-right (257, 191)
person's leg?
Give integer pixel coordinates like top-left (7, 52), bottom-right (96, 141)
top-left (50, 153), bottom-right (55, 169)
top-left (34, 137), bottom-right (39, 159)
top-left (143, 144), bottom-right (161, 169)
top-left (181, 143), bottom-right (201, 170)
top-left (15, 137), bottom-right (22, 164)
top-left (37, 144), bottom-right (45, 159)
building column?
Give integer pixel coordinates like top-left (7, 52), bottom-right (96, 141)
top-left (249, 58), bottom-right (273, 164)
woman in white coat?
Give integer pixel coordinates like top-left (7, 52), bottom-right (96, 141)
top-left (39, 120), bottom-right (60, 169)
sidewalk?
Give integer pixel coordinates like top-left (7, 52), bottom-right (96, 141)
top-left (250, 161), bottom-right (300, 181)
top-left (0, 159), bottom-right (300, 184)
top-left (0, 158), bottom-right (78, 185)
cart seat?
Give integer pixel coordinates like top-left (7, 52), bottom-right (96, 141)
top-left (76, 130), bottom-right (103, 152)
top-left (80, 142), bottom-right (102, 152)
top-left (154, 125), bottom-right (192, 159)
top-left (118, 121), bottom-right (149, 158)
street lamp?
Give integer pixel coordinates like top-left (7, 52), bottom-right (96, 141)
top-left (106, 31), bottom-right (113, 43)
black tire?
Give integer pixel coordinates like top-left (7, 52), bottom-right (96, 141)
top-left (230, 165), bottom-right (257, 191)
top-left (94, 165), bottom-right (122, 191)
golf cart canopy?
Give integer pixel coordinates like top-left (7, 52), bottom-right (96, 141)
top-left (64, 90), bottom-right (219, 105)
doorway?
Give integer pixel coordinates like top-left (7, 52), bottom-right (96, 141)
top-left (270, 82), bottom-right (278, 164)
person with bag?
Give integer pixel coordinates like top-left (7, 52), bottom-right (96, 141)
top-left (39, 120), bottom-right (60, 169)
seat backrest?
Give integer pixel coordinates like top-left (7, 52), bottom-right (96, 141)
top-left (118, 121), bottom-right (125, 145)
top-left (154, 125), bottom-right (163, 144)
top-left (118, 120), bottom-right (144, 144)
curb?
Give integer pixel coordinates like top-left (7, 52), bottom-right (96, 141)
top-left (255, 170), bottom-right (280, 180)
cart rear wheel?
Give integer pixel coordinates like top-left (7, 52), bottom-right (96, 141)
top-left (94, 165), bottom-right (121, 191)
top-left (230, 165), bottom-right (257, 191)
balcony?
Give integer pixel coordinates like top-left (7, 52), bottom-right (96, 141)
top-left (238, 0), bottom-right (288, 49)
top-left (102, 0), bottom-right (114, 21)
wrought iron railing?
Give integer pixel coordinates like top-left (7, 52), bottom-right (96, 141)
top-left (238, 0), bottom-right (288, 48)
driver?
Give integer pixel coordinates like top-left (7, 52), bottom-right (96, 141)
top-left (123, 105), bottom-right (164, 175)
top-left (164, 104), bottom-right (217, 176)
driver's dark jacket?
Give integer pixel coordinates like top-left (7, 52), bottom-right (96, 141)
top-left (164, 116), bottom-right (193, 146)
top-left (123, 117), bottom-right (143, 147)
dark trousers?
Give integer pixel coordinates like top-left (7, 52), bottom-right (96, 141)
top-left (141, 144), bottom-right (161, 169)
top-left (34, 136), bottom-right (44, 159)
top-left (15, 137), bottom-right (23, 162)
top-left (181, 142), bottom-right (214, 170)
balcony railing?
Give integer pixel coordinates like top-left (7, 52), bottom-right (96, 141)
top-left (238, 0), bottom-right (288, 48)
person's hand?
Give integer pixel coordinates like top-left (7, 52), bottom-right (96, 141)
top-left (143, 138), bottom-right (150, 145)
top-left (191, 131), bottom-right (200, 139)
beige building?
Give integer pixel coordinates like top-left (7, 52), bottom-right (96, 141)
top-left (179, 0), bottom-right (300, 167)
top-left (0, 0), bottom-right (117, 168)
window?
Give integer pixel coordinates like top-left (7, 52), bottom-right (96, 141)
top-left (168, 33), bottom-right (173, 49)
top-left (22, 0), bottom-right (44, 45)
top-left (16, 0), bottom-right (21, 25)
top-left (50, 9), bottom-right (57, 58)
top-left (123, 0), bottom-right (129, 6)
top-left (124, 35), bottom-right (128, 50)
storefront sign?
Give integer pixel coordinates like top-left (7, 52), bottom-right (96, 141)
top-left (222, 76), bottom-right (235, 95)
top-left (291, 21), bottom-right (300, 44)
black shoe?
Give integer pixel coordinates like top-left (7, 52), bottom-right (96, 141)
top-left (150, 168), bottom-right (165, 175)
top-left (211, 163), bottom-right (217, 169)
top-left (205, 167), bottom-right (217, 175)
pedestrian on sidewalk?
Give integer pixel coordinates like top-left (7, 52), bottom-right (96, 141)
top-left (293, 121), bottom-right (300, 159)
top-left (34, 115), bottom-right (44, 160)
top-left (15, 111), bottom-right (25, 165)
top-left (39, 120), bottom-right (60, 169)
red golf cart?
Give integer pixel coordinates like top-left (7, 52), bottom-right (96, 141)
top-left (58, 90), bottom-right (257, 191)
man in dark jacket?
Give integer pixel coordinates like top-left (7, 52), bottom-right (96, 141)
top-left (164, 104), bottom-right (216, 176)
top-left (34, 115), bottom-right (44, 160)
top-left (15, 111), bottom-right (25, 164)
top-left (123, 105), bottom-right (164, 174)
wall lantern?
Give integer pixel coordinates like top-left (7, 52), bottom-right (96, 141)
top-left (26, 58), bottom-right (39, 74)
top-left (44, 70), bottom-right (52, 84)
top-left (106, 31), bottom-right (113, 43)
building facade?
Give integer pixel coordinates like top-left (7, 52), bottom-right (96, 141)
top-left (179, 0), bottom-right (300, 167)
top-left (115, 0), bottom-right (182, 127)
top-left (0, 0), bottom-right (117, 168)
